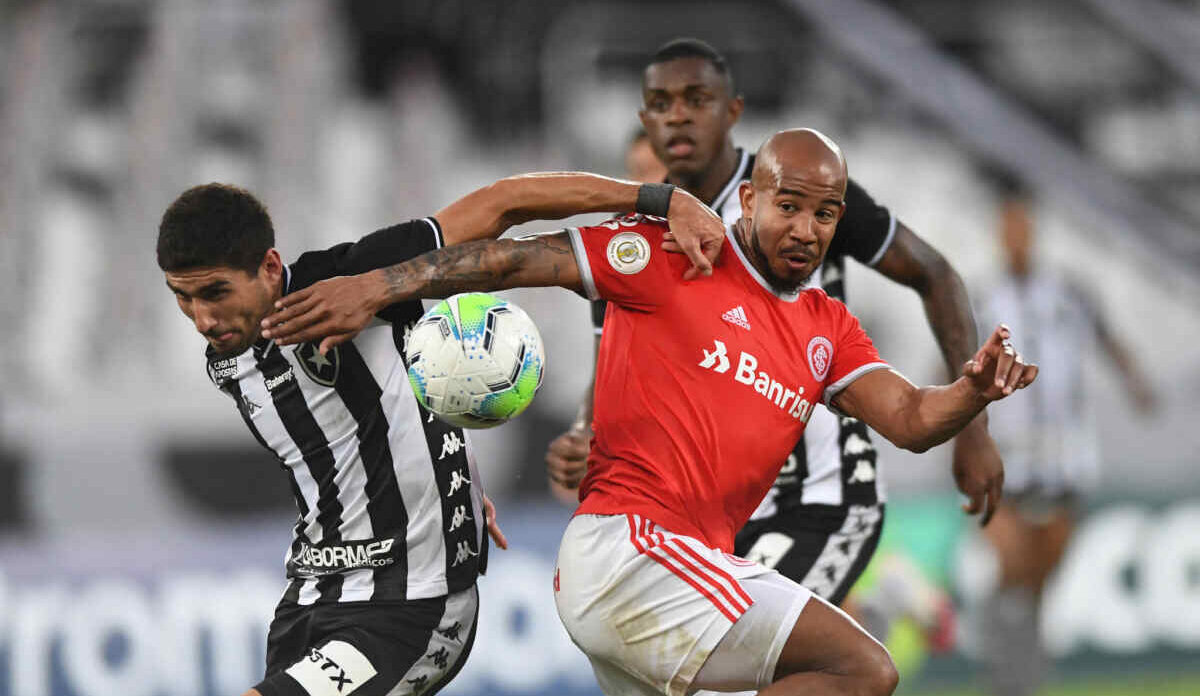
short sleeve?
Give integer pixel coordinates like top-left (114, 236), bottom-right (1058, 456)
top-left (820, 299), bottom-right (891, 411)
top-left (827, 178), bottom-right (897, 267)
top-left (288, 218), bottom-right (443, 291)
top-left (566, 214), bottom-right (678, 312)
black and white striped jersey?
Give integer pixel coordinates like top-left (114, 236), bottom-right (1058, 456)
top-left (592, 148), bottom-right (898, 513)
top-left (206, 218), bottom-right (486, 606)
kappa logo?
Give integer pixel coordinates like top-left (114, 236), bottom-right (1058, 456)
top-left (451, 540), bottom-right (479, 567)
top-left (438, 432), bottom-right (466, 460)
top-left (295, 343), bottom-right (340, 387)
top-left (807, 336), bottom-right (833, 382)
top-left (240, 394), bottom-right (262, 416)
top-left (448, 504), bottom-right (472, 531)
top-left (447, 469), bottom-right (471, 496)
top-left (722, 305), bottom-right (751, 330)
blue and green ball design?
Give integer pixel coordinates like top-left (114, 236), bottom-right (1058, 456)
top-left (405, 292), bottom-right (545, 429)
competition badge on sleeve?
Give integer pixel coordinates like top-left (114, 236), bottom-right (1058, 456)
top-left (606, 232), bottom-right (651, 274)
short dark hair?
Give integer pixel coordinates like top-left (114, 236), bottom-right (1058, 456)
top-left (157, 183), bottom-right (275, 274)
top-left (646, 38), bottom-right (735, 93)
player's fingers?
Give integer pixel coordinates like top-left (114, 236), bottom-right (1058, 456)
top-left (962, 489), bottom-right (984, 516)
top-left (1016, 363), bottom-right (1039, 389)
top-left (274, 286), bottom-right (313, 310)
top-left (262, 294), bottom-right (321, 331)
top-left (993, 341), bottom-right (1016, 392)
top-left (483, 497), bottom-right (508, 550)
top-left (681, 241), bottom-right (713, 279)
top-left (981, 480), bottom-right (1002, 527)
top-left (317, 332), bottom-right (354, 355)
top-left (1002, 353), bottom-right (1027, 393)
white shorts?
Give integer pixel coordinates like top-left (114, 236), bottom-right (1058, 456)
top-left (554, 514), bottom-right (812, 696)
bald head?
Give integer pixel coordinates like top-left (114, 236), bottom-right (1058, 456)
top-left (735, 128), bottom-right (849, 292)
top-left (751, 128), bottom-right (847, 197)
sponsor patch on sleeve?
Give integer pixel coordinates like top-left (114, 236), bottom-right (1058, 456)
top-left (606, 232), bottom-right (651, 275)
top-left (285, 640), bottom-right (378, 696)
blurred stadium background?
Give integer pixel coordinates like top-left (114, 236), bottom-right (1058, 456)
top-left (1, 0), bottom-right (1199, 695)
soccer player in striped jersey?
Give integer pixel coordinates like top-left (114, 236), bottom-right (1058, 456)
top-left (257, 128), bottom-right (1038, 696)
top-left (156, 175), bottom-right (723, 696)
top-left (546, 38), bottom-right (1005, 611)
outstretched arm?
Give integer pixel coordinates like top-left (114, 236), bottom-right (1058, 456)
top-left (833, 325), bottom-right (1037, 453)
top-left (437, 173), bottom-right (722, 278)
top-left (873, 223), bottom-right (1005, 523)
top-left (261, 233), bottom-right (580, 350)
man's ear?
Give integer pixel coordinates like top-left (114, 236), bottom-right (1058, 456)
top-left (727, 95), bottom-right (745, 127)
top-left (737, 180), bottom-right (755, 215)
top-left (260, 248), bottom-right (283, 283)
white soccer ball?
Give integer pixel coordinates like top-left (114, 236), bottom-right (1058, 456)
top-left (405, 292), bottom-right (545, 429)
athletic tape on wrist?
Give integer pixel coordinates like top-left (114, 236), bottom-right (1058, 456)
top-left (636, 183), bottom-right (675, 217)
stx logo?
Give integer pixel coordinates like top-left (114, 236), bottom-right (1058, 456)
top-left (285, 640), bottom-right (377, 696)
top-left (305, 648), bottom-right (353, 691)
top-left (698, 340), bottom-right (815, 423)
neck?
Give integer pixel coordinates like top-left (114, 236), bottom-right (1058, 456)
top-left (668, 140), bottom-right (740, 205)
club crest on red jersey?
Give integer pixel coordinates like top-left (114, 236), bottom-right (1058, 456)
top-left (807, 336), bottom-right (833, 381)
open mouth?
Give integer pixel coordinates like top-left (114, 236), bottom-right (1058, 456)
top-left (781, 250), bottom-right (814, 271)
top-left (665, 135), bottom-right (696, 158)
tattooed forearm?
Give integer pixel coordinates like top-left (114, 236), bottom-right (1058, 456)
top-left (379, 233), bottom-right (580, 303)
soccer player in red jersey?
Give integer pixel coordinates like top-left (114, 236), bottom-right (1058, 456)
top-left (260, 129), bottom-right (1037, 696)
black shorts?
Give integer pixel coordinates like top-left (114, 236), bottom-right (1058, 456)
top-left (256, 585), bottom-right (478, 696)
top-left (735, 503), bottom-right (885, 606)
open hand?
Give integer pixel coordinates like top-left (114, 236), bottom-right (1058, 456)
top-left (483, 494), bottom-right (508, 550)
top-left (261, 272), bottom-right (387, 353)
top-left (660, 188), bottom-right (725, 280)
top-left (963, 324), bottom-right (1038, 401)
top-left (952, 419), bottom-right (1004, 526)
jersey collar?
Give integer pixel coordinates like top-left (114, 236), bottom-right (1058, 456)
top-left (708, 148), bottom-right (751, 211)
top-left (726, 225), bottom-right (802, 303)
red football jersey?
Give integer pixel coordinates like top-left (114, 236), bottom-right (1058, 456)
top-left (568, 215), bottom-right (890, 552)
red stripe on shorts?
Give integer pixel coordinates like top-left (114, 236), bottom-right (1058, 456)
top-left (663, 540), bottom-right (750, 614)
top-left (672, 539), bottom-right (754, 608)
top-left (626, 514), bottom-right (647, 553)
top-left (645, 544), bottom-right (741, 622)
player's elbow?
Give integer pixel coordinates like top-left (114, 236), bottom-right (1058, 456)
top-left (902, 437), bottom-right (934, 454)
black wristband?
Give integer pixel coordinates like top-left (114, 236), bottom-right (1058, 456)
top-left (636, 183), bottom-right (675, 217)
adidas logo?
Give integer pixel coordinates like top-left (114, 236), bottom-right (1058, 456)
top-left (722, 305), bottom-right (751, 330)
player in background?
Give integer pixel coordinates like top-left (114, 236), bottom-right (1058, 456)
top-left (970, 176), bottom-right (1156, 696)
top-left (545, 38), bottom-right (1004, 612)
top-left (259, 129), bottom-right (1038, 696)
top-left (156, 174), bottom-right (723, 696)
